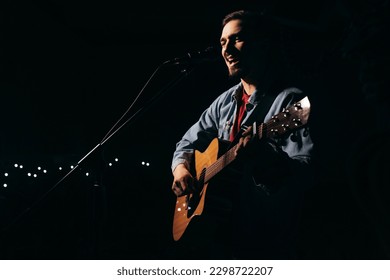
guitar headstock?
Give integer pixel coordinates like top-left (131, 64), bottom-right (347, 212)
top-left (260, 96), bottom-right (311, 139)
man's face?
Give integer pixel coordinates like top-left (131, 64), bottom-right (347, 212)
top-left (220, 19), bottom-right (271, 79)
top-left (220, 19), bottom-right (255, 79)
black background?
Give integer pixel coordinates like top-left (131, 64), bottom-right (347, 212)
top-left (1, 0), bottom-right (389, 259)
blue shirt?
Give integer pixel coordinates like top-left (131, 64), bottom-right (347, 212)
top-left (172, 82), bottom-right (313, 177)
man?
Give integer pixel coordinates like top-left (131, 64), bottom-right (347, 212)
top-left (170, 10), bottom-right (314, 259)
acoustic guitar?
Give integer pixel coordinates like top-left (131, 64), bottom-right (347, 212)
top-left (172, 96), bottom-right (311, 241)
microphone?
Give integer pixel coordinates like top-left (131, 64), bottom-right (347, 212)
top-left (164, 46), bottom-right (220, 65)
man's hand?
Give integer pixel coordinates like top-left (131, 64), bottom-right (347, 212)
top-left (234, 125), bottom-right (279, 162)
top-left (172, 163), bottom-right (194, 197)
top-left (234, 125), bottom-right (256, 158)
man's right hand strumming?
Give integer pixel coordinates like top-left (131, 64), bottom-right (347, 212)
top-left (172, 163), bottom-right (194, 197)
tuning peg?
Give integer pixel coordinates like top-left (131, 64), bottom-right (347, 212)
top-left (293, 102), bottom-right (303, 111)
top-left (292, 118), bottom-right (302, 126)
top-left (270, 128), bottom-right (279, 135)
top-left (281, 108), bottom-right (290, 117)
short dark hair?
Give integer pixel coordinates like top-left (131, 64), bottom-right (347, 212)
top-left (222, 9), bottom-right (280, 42)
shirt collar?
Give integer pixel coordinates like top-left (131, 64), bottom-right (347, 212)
top-left (232, 82), bottom-right (266, 104)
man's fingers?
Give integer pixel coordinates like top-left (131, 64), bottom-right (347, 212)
top-left (174, 181), bottom-right (183, 192)
top-left (243, 135), bottom-right (252, 147)
top-left (172, 179), bottom-right (192, 196)
top-left (242, 125), bottom-right (253, 137)
top-left (172, 185), bottom-right (182, 196)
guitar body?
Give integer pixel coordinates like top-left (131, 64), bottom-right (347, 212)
top-left (172, 138), bottom-right (219, 241)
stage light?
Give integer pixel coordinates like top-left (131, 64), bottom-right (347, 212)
top-left (4, 173), bottom-right (8, 177)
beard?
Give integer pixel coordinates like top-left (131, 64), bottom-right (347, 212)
top-left (228, 66), bottom-right (246, 79)
top-left (228, 63), bottom-right (251, 79)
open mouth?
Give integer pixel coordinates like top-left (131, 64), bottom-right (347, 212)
top-left (226, 56), bottom-right (240, 66)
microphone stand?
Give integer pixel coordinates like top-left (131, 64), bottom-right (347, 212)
top-left (1, 62), bottom-right (195, 258)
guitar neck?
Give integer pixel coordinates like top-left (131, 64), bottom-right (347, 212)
top-left (203, 142), bottom-right (238, 183)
